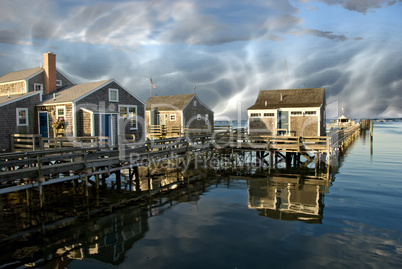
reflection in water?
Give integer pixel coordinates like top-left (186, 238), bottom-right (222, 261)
top-left (247, 175), bottom-right (327, 223)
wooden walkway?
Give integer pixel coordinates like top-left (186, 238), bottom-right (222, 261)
top-left (0, 123), bottom-right (361, 196)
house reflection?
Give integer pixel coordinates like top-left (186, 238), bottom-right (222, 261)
top-left (248, 174), bottom-right (329, 223)
top-left (53, 207), bottom-right (149, 266)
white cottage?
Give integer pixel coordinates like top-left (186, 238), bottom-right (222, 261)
top-left (247, 88), bottom-right (326, 136)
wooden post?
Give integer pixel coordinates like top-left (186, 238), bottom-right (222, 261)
top-left (370, 120), bottom-right (373, 155)
top-left (116, 170), bottom-right (121, 190)
top-left (10, 134), bottom-right (14, 152)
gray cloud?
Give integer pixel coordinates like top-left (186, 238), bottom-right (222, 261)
top-left (0, 0), bottom-right (400, 119)
top-left (301, 0), bottom-right (401, 14)
top-left (304, 29), bottom-right (363, 41)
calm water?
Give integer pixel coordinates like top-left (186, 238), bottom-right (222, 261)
top-left (1, 122), bottom-right (402, 268)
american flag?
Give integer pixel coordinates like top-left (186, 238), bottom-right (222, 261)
top-left (150, 78), bottom-right (156, 89)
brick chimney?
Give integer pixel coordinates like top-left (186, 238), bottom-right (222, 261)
top-left (43, 52), bottom-right (56, 95)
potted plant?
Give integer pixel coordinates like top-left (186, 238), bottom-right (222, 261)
top-left (52, 117), bottom-right (65, 137)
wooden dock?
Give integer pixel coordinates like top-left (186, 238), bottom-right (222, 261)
top-left (0, 123), bottom-right (361, 203)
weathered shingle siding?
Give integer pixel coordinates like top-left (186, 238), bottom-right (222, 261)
top-left (0, 81), bottom-right (26, 95)
top-left (290, 115), bottom-right (319, 136)
top-left (0, 94), bottom-right (41, 151)
top-left (77, 110), bottom-right (92, 136)
top-left (183, 96), bottom-right (214, 127)
top-left (249, 118), bottom-right (275, 135)
top-left (27, 73), bottom-right (45, 92)
top-left (76, 81), bottom-right (145, 142)
top-left (39, 104), bottom-right (73, 138)
top-left (56, 71), bottom-right (74, 88)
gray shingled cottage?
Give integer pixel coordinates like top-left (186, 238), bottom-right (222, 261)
top-left (145, 94), bottom-right (214, 138)
top-left (247, 88), bottom-right (326, 136)
top-left (0, 52), bottom-right (145, 150)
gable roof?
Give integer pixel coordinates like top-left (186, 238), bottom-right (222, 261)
top-left (0, 91), bottom-right (42, 107)
top-left (146, 94), bottom-right (196, 111)
top-left (248, 88), bottom-right (325, 110)
top-left (40, 79), bottom-right (112, 105)
top-left (0, 67), bottom-right (43, 84)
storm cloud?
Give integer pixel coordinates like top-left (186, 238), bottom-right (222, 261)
top-left (0, 0), bottom-right (401, 119)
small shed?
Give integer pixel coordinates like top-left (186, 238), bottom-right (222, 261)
top-left (145, 94), bottom-right (214, 137)
top-left (247, 88), bottom-right (326, 136)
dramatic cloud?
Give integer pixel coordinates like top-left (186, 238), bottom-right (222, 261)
top-left (0, 0), bottom-right (401, 118)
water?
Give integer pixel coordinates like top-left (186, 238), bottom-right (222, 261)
top-left (1, 122), bottom-right (402, 268)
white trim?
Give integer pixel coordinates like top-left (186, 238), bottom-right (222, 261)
top-left (55, 105), bottom-right (66, 119)
top-left (36, 101), bottom-right (72, 106)
top-left (56, 68), bottom-right (75, 85)
top-left (69, 79), bottom-right (145, 105)
top-left (16, 108), bottom-right (29, 126)
top-left (34, 83), bottom-right (43, 92)
top-left (0, 79), bottom-right (25, 86)
top-left (111, 79), bottom-right (146, 105)
top-left (25, 69), bottom-right (44, 81)
top-left (72, 102), bottom-right (77, 137)
top-left (80, 108), bottom-right (95, 136)
top-left (109, 88), bottom-right (119, 102)
top-left (143, 105), bottom-right (147, 139)
top-left (118, 105), bottom-right (138, 130)
top-left (182, 95), bottom-right (214, 114)
top-left (0, 91), bottom-right (41, 108)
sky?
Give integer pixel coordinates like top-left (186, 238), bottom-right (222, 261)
top-left (0, 0), bottom-right (401, 119)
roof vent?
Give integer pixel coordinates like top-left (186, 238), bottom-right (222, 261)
top-left (265, 101), bottom-right (267, 106)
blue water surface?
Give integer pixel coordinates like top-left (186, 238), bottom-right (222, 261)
top-left (63, 122), bottom-right (402, 268)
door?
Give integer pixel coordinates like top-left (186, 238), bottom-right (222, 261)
top-left (100, 114), bottom-right (112, 145)
top-left (38, 112), bottom-right (49, 138)
top-left (157, 114), bottom-right (165, 125)
top-left (278, 111), bottom-right (289, 135)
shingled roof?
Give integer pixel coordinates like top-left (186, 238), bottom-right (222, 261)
top-left (248, 88), bottom-right (325, 110)
top-left (146, 94), bottom-right (195, 111)
top-left (0, 67), bottom-right (43, 84)
top-left (40, 79), bottom-right (112, 105)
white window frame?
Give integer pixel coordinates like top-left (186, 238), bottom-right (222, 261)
top-left (119, 105), bottom-right (137, 130)
top-left (34, 83), bottom-right (43, 92)
top-left (205, 114), bottom-right (209, 123)
top-left (56, 106), bottom-right (66, 120)
top-left (16, 108), bottom-right (29, 126)
top-left (197, 114), bottom-right (201, 120)
top-left (109, 88), bottom-right (119, 102)
top-left (170, 114), bottom-right (176, 121)
top-left (194, 101), bottom-right (197, 107)
top-left (56, 80), bottom-right (62, 86)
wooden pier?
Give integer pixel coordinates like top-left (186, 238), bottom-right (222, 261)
top-left (0, 123), bottom-right (361, 205)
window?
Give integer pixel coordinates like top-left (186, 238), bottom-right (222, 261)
top-left (109, 88), bottom-right (119, 102)
top-left (120, 105), bottom-right (137, 129)
top-left (197, 114), bottom-right (201, 120)
top-left (250, 113), bottom-right (261, 117)
top-left (34, 83), bottom-right (43, 91)
top-left (305, 111), bottom-right (316, 115)
top-left (56, 80), bottom-right (62, 86)
top-left (264, 113), bottom-right (274, 117)
top-left (194, 101), bottom-right (197, 107)
top-left (56, 106), bottom-right (65, 120)
top-left (170, 114), bottom-right (176, 121)
top-left (16, 108), bottom-right (28, 126)
top-left (205, 114), bottom-right (209, 123)
top-left (291, 111), bottom-right (302, 115)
